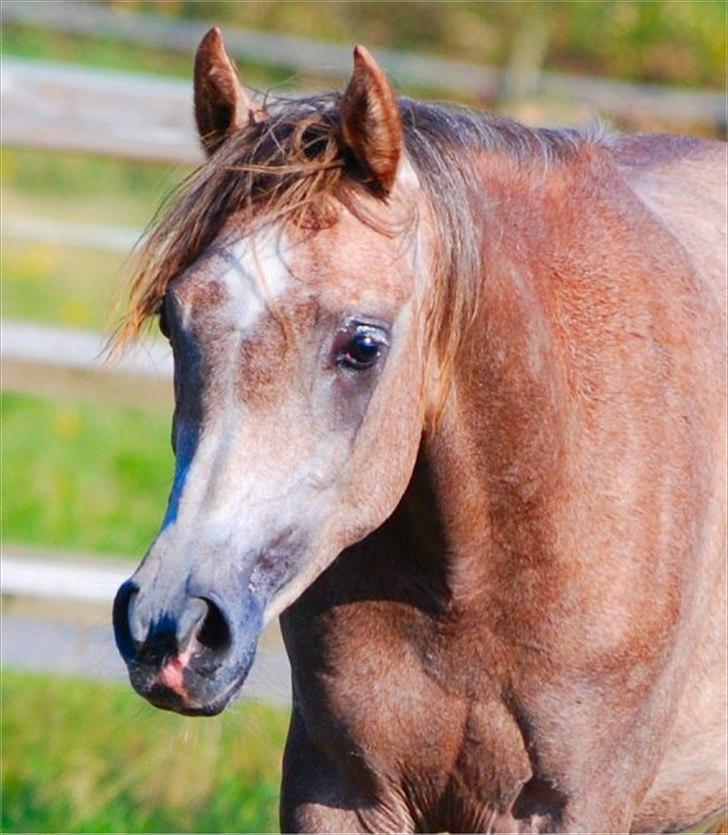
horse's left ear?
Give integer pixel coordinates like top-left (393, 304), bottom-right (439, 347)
top-left (340, 46), bottom-right (402, 196)
top-left (194, 27), bottom-right (265, 156)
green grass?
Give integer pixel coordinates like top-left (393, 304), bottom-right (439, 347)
top-left (1, 147), bottom-right (185, 228)
top-left (1, 151), bottom-right (181, 556)
top-left (2, 24), bottom-right (193, 79)
top-left (1, 669), bottom-right (288, 832)
top-left (2, 239), bottom-right (127, 330)
top-left (2, 392), bottom-right (173, 557)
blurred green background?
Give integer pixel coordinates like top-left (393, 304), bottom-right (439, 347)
top-left (1, 2), bottom-right (725, 832)
top-left (5, 0), bottom-right (726, 88)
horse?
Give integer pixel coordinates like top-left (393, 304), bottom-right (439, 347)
top-left (112, 27), bottom-right (727, 834)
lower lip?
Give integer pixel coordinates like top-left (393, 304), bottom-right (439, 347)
top-left (171, 686), bottom-right (238, 717)
top-left (142, 659), bottom-right (252, 716)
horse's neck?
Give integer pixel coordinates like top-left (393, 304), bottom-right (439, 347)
top-left (403, 172), bottom-right (572, 614)
top-left (404, 392), bottom-right (565, 620)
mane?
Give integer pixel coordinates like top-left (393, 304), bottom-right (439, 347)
top-left (115, 93), bottom-right (605, 393)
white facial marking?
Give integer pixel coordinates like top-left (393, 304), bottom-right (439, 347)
top-left (160, 225), bottom-right (293, 538)
top-left (218, 228), bottom-right (292, 336)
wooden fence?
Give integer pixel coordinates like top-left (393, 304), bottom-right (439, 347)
top-left (2, 319), bottom-right (172, 410)
top-left (2, 546), bottom-right (135, 605)
top-left (2, 0), bottom-right (725, 130)
top-left (2, 57), bottom-right (201, 164)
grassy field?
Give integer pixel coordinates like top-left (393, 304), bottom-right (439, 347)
top-left (1, 669), bottom-right (288, 833)
top-left (1, 147), bottom-right (182, 228)
top-left (2, 152), bottom-right (179, 559)
top-left (2, 240), bottom-right (127, 331)
top-left (2, 392), bottom-right (172, 557)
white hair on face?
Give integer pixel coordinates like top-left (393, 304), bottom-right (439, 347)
top-left (161, 225), bottom-right (293, 534)
top-left (218, 227), bottom-right (293, 336)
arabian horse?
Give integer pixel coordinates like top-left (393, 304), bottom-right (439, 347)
top-left (113, 28), bottom-right (726, 833)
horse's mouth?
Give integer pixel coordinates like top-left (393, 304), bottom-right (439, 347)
top-left (114, 575), bottom-right (269, 716)
top-left (144, 684), bottom-right (237, 716)
top-left (127, 642), bottom-right (257, 716)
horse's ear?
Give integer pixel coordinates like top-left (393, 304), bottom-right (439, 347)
top-left (340, 45), bottom-right (402, 196)
top-left (194, 27), bottom-right (265, 156)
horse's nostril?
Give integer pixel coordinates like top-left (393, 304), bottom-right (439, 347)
top-left (112, 580), bottom-right (139, 660)
top-left (196, 598), bottom-right (231, 654)
top-left (175, 597), bottom-right (207, 650)
top-left (113, 583), bottom-right (233, 670)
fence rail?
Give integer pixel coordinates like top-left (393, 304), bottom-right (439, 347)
top-left (3, 215), bottom-right (141, 253)
top-left (2, 57), bottom-right (202, 164)
top-left (2, 548), bottom-right (135, 605)
top-left (2, 0), bottom-right (725, 130)
top-left (1, 319), bottom-right (172, 410)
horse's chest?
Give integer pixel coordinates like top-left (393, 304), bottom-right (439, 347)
top-left (296, 617), bottom-right (465, 766)
top-left (286, 611), bottom-right (533, 830)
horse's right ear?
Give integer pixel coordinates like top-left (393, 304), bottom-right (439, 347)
top-left (194, 27), bottom-right (265, 156)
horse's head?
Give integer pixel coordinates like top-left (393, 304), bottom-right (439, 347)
top-left (113, 29), bottom-right (440, 714)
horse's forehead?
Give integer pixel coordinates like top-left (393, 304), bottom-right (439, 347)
top-left (285, 209), bottom-right (421, 310)
top-left (171, 209), bottom-right (417, 326)
top-left (170, 228), bottom-right (293, 331)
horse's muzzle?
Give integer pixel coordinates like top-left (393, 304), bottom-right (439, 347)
top-left (112, 579), bottom-right (262, 715)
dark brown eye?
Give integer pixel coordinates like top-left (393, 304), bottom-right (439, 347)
top-left (337, 326), bottom-right (388, 370)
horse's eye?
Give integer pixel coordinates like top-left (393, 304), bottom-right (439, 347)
top-left (337, 327), bottom-right (387, 370)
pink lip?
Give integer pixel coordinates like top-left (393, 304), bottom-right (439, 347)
top-left (156, 648), bottom-right (192, 697)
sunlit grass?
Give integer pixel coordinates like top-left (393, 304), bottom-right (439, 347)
top-left (1, 147), bottom-right (185, 228)
top-left (1, 669), bottom-right (288, 832)
top-left (2, 239), bottom-right (127, 330)
top-left (2, 393), bottom-right (172, 557)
